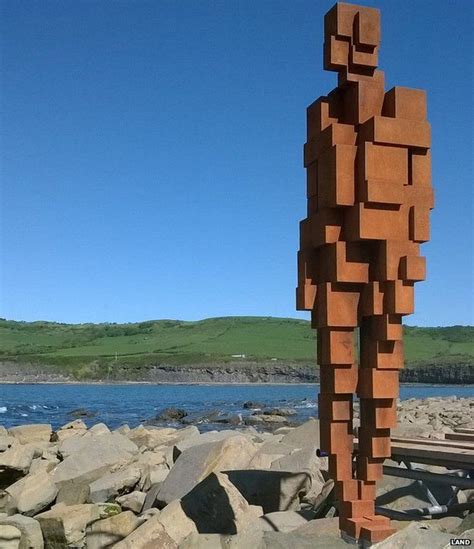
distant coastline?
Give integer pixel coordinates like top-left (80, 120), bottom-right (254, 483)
top-left (1, 318), bottom-right (473, 385)
top-left (0, 360), bottom-right (473, 385)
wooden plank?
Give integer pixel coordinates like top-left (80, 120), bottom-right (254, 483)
top-left (389, 442), bottom-right (474, 470)
top-left (446, 432), bottom-right (474, 443)
top-left (391, 436), bottom-right (474, 451)
top-left (454, 428), bottom-right (474, 435)
top-left (354, 438), bottom-right (474, 470)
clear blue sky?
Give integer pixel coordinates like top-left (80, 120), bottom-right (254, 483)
top-left (1, 0), bottom-right (473, 326)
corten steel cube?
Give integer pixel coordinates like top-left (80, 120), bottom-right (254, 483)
top-left (296, 2), bottom-right (434, 543)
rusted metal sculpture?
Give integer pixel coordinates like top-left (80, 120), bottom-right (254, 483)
top-left (297, 2), bottom-right (434, 543)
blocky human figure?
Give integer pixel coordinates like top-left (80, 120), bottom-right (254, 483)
top-left (296, 3), bottom-right (434, 543)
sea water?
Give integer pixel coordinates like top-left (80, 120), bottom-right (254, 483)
top-left (0, 383), bottom-right (472, 429)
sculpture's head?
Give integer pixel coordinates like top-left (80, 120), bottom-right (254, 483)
top-left (324, 2), bottom-right (380, 76)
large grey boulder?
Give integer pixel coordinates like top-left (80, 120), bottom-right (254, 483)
top-left (174, 430), bottom-right (242, 456)
top-left (279, 420), bottom-right (320, 449)
top-left (260, 530), bottom-right (347, 549)
top-left (224, 470), bottom-right (311, 513)
top-left (254, 511), bottom-right (309, 532)
top-left (29, 455), bottom-right (59, 476)
top-left (0, 446), bottom-right (36, 489)
top-left (177, 472), bottom-right (262, 537)
top-left (156, 435), bottom-right (258, 505)
top-left (8, 425), bottom-right (52, 446)
top-left (270, 445), bottom-right (326, 495)
top-left (0, 525), bottom-right (21, 549)
top-left (36, 503), bottom-right (101, 548)
top-left (88, 466), bottom-right (141, 503)
top-left (0, 446), bottom-right (35, 475)
top-left (372, 522), bottom-right (452, 548)
top-left (58, 431), bottom-right (136, 460)
top-left (53, 433), bottom-right (138, 493)
top-left (126, 425), bottom-right (199, 451)
top-left (6, 471), bottom-right (58, 516)
top-left (0, 436), bottom-right (17, 453)
top-left (248, 440), bottom-right (294, 470)
top-left (155, 499), bottom-right (198, 544)
top-left (85, 511), bottom-right (141, 549)
top-left (0, 514), bottom-right (44, 549)
top-left (116, 491), bottom-right (146, 513)
top-left (113, 513), bottom-right (178, 549)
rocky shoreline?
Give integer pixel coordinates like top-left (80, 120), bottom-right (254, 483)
top-left (1, 361), bottom-right (473, 384)
top-left (0, 397), bottom-right (473, 548)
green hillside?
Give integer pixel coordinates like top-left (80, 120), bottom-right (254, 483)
top-left (0, 317), bottom-right (472, 380)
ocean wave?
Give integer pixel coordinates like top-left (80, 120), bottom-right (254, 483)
top-left (294, 402), bottom-right (316, 408)
top-left (0, 406), bottom-right (7, 413)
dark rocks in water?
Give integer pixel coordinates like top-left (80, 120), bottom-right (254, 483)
top-left (68, 408), bottom-right (97, 418)
top-left (260, 408), bottom-right (297, 417)
top-left (155, 407), bottom-right (188, 421)
top-left (214, 415), bottom-right (242, 426)
top-left (181, 410), bottom-right (220, 425)
top-left (243, 401), bottom-right (264, 410)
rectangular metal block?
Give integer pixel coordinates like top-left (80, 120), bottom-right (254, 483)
top-left (362, 340), bottom-right (404, 370)
top-left (360, 524), bottom-right (396, 543)
top-left (360, 116), bottom-right (431, 149)
top-left (358, 480), bottom-right (377, 501)
top-left (344, 203), bottom-right (407, 242)
top-left (307, 97), bottom-right (337, 140)
top-left (383, 87), bottom-right (427, 121)
top-left (297, 249), bottom-right (316, 286)
top-left (315, 282), bottom-right (360, 328)
top-left (318, 393), bottom-right (353, 421)
top-left (320, 363), bottom-right (358, 394)
top-left (357, 456), bottom-right (384, 481)
top-left (358, 369), bottom-right (399, 399)
top-left (318, 327), bottom-right (355, 365)
top-left (411, 150), bottom-right (431, 187)
top-left (296, 284), bottom-right (317, 311)
top-left (359, 142), bottom-right (408, 184)
top-left (384, 280), bottom-right (415, 315)
top-left (340, 517), bottom-right (371, 539)
top-left (329, 453), bottom-right (353, 481)
top-left (306, 163), bottom-right (318, 198)
top-left (318, 144), bottom-right (357, 207)
top-left (374, 240), bottom-right (420, 281)
top-left (305, 122), bottom-right (357, 167)
top-left (343, 78), bottom-right (384, 125)
top-left (359, 429), bottom-right (391, 458)
top-left (359, 178), bottom-right (404, 205)
top-left (335, 479), bottom-right (358, 502)
top-left (361, 282), bottom-right (384, 317)
top-left (353, 8), bottom-right (380, 47)
top-left (368, 314), bottom-right (403, 341)
top-left (306, 209), bottom-right (344, 248)
top-left (339, 499), bottom-right (375, 519)
top-left (320, 241), bottom-right (369, 284)
top-left (320, 420), bottom-right (354, 454)
top-left (324, 2), bottom-right (358, 40)
top-left (324, 36), bottom-right (350, 71)
top-left (400, 255), bottom-right (426, 282)
top-left (409, 206), bottom-right (430, 243)
top-left (350, 44), bottom-right (378, 69)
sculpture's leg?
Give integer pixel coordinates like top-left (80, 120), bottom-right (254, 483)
top-left (353, 315), bottom-right (401, 542)
top-left (317, 327), bottom-right (358, 537)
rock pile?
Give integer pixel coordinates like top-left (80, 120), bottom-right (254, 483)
top-left (0, 397), bottom-right (472, 547)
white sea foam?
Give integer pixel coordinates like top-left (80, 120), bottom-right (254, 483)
top-left (0, 406), bottom-right (7, 413)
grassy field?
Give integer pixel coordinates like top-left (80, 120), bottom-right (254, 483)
top-left (0, 317), bottom-right (472, 380)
